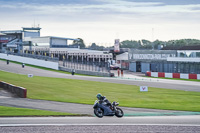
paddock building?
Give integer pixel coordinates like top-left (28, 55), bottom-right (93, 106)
top-left (128, 49), bottom-right (200, 74)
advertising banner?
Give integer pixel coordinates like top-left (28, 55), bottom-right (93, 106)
top-left (114, 39), bottom-right (120, 52)
top-left (28, 74), bottom-right (34, 78)
top-left (140, 86), bottom-right (148, 92)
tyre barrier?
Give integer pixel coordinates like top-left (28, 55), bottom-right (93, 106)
top-left (0, 81), bottom-right (27, 98)
top-left (146, 71), bottom-right (200, 80)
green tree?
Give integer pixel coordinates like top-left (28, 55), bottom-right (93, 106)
top-left (88, 43), bottom-right (105, 51)
top-left (120, 40), bottom-right (141, 48)
top-left (72, 38), bottom-right (86, 49)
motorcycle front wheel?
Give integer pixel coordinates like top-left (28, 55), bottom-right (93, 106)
top-left (94, 108), bottom-right (103, 118)
top-left (115, 107), bottom-right (124, 118)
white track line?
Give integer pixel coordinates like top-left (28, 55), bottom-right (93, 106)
top-left (0, 124), bottom-right (200, 127)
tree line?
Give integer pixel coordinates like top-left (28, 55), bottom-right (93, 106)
top-left (120, 39), bottom-right (200, 50)
top-left (70, 38), bottom-right (200, 50)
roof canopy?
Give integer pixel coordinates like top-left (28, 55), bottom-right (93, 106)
top-left (22, 27), bottom-right (41, 31)
top-left (0, 33), bottom-right (6, 36)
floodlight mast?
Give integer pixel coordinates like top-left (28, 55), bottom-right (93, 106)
top-left (152, 28), bottom-right (154, 50)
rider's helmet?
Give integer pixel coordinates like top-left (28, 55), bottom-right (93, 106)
top-left (96, 93), bottom-right (102, 100)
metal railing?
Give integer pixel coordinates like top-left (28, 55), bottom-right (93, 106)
top-left (59, 60), bottom-right (110, 73)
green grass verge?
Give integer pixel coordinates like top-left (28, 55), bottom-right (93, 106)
top-left (0, 58), bottom-right (95, 77)
top-left (0, 70), bottom-right (200, 112)
top-left (0, 106), bottom-right (79, 117)
top-left (144, 76), bottom-right (200, 82)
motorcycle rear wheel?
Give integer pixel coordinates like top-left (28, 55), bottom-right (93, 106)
top-left (94, 108), bottom-right (103, 118)
top-left (115, 107), bottom-right (124, 118)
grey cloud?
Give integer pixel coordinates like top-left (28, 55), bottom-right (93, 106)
top-left (191, 7), bottom-right (200, 11)
top-left (121, 0), bottom-right (200, 5)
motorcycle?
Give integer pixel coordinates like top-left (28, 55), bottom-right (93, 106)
top-left (93, 100), bottom-right (124, 118)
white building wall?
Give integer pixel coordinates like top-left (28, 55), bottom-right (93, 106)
top-left (116, 52), bottom-right (128, 61)
top-left (51, 38), bottom-right (67, 45)
top-left (23, 37), bottom-right (50, 43)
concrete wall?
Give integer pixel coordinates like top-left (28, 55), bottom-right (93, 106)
top-left (59, 67), bottom-right (113, 77)
top-left (0, 53), bottom-right (58, 70)
top-left (0, 81), bottom-right (27, 98)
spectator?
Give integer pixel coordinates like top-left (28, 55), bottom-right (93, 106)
top-left (117, 68), bottom-right (120, 77)
top-left (121, 69), bottom-right (123, 77)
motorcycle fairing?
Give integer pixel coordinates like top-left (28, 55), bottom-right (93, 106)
top-left (98, 104), bottom-right (115, 116)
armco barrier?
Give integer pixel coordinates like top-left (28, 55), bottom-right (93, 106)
top-left (180, 73), bottom-right (189, 79)
top-left (189, 74), bottom-right (197, 79)
top-left (146, 71), bottom-right (151, 77)
top-left (173, 73), bottom-right (180, 79)
top-left (158, 72), bottom-right (165, 77)
top-left (146, 72), bottom-right (200, 80)
top-left (197, 74), bottom-right (200, 80)
top-left (151, 72), bottom-right (158, 77)
top-left (0, 81), bottom-right (27, 98)
top-left (165, 73), bottom-right (173, 78)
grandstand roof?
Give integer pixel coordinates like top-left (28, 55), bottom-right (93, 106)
top-left (162, 45), bottom-right (200, 50)
top-left (0, 33), bottom-right (6, 36)
top-left (22, 27), bottom-right (41, 31)
top-left (35, 36), bottom-right (79, 41)
top-left (178, 45), bottom-right (200, 50)
top-left (0, 30), bottom-right (22, 34)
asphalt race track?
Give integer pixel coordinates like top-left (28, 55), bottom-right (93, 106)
top-left (0, 116), bottom-right (200, 133)
top-left (0, 60), bottom-right (200, 92)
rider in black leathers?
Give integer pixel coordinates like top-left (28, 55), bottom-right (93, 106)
top-left (96, 93), bottom-right (112, 109)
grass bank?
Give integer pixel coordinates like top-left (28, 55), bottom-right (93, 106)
top-left (0, 70), bottom-right (200, 112)
top-left (0, 106), bottom-right (79, 117)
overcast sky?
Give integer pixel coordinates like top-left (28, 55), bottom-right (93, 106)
top-left (0, 0), bottom-right (200, 46)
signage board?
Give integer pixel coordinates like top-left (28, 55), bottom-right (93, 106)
top-left (28, 74), bottom-right (34, 78)
top-left (140, 86), bottom-right (148, 92)
top-left (129, 54), bottom-right (176, 60)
